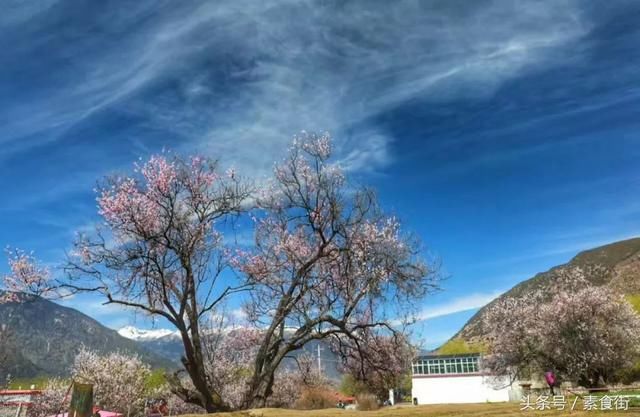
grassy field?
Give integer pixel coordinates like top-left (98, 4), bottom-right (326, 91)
top-left (187, 402), bottom-right (635, 417)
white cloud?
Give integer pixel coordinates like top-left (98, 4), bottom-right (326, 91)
top-left (474, 232), bottom-right (640, 269)
top-left (416, 290), bottom-right (504, 321)
top-left (0, 1), bottom-right (595, 331)
top-left (230, 308), bottom-right (247, 321)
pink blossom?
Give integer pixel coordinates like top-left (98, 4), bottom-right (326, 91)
top-left (1, 249), bottom-right (53, 302)
top-left (298, 131), bottom-right (332, 160)
top-left (482, 268), bottom-right (640, 388)
top-left (203, 327), bottom-right (325, 409)
top-left (72, 348), bottom-right (150, 416)
top-left (139, 155), bottom-right (177, 194)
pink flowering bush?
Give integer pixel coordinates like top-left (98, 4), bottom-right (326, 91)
top-left (27, 379), bottom-right (70, 417)
top-left (483, 269), bottom-right (640, 388)
top-left (72, 348), bottom-right (151, 417)
top-left (28, 350), bottom-right (193, 417)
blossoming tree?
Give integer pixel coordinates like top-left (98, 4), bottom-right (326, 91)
top-left (27, 378), bottom-right (69, 417)
top-left (483, 271), bottom-right (640, 388)
top-left (333, 331), bottom-right (415, 399)
top-left (74, 155), bottom-right (252, 411)
top-left (235, 133), bottom-right (438, 408)
top-left (2, 155), bottom-right (252, 412)
top-left (72, 348), bottom-right (151, 416)
top-left (28, 349), bottom-right (151, 417)
top-left (202, 325), bottom-right (323, 409)
top-left (2, 134), bottom-right (437, 410)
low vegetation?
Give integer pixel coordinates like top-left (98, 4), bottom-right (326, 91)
top-left (8, 376), bottom-right (52, 390)
top-left (625, 294), bottom-right (640, 313)
top-left (292, 388), bottom-right (336, 410)
top-left (182, 402), bottom-right (634, 416)
top-left (354, 394), bottom-right (378, 411)
top-left (436, 338), bottom-right (486, 355)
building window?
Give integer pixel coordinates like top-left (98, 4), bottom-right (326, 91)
top-left (411, 356), bottom-right (480, 376)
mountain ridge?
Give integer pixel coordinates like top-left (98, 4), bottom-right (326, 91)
top-left (454, 237), bottom-right (640, 342)
top-left (0, 292), bottom-right (173, 379)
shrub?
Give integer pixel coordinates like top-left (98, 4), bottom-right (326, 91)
top-left (625, 294), bottom-right (640, 314)
top-left (339, 374), bottom-right (367, 397)
top-left (144, 369), bottom-right (167, 391)
top-left (356, 393), bottom-right (379, 411)
top-left (27, 379), bottom-right (70, 417)
top-left (618, 361), bottom-right (640, 385)
top-left (294, 387), bottom-right (336, 410)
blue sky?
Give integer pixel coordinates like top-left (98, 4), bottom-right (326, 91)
top-left (1, 0), bottom-right (639, 349)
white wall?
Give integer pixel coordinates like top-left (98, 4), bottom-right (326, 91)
top-left (412, 375), bottom-right (515, 405)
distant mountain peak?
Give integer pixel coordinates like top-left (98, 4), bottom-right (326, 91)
top-left (118, 326), bottom-right (180, 341)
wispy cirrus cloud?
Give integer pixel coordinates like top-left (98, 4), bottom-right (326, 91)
top-left (1, 0), bottom-right (590, 176)
top-left (415, 290), bottom-right (504, 321)
top-left (472, 232), bottom-right (640, 270)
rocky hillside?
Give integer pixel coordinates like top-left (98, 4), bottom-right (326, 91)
top-left (0, 292), bottom-right (172, 379)
top-left (455, 237), bottom-right (640, 341)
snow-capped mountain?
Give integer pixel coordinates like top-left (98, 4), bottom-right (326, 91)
top-left (117, 325), bottom-right (341, 378)
top-left (118, 326), bottom-right (183, 364)
top-left (118, 325), bottom-right (180, 341)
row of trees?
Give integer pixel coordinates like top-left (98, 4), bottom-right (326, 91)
top-left (28, 345), bottom-right (325, 417)
top-left (2, 133), bottom-right (437, 412)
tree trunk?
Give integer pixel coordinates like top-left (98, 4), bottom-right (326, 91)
top-left (169, 326), bottom-right (229, 413)
top-left (242, 328), bottom-right (287, 410)
top-left (243, 371), bottom-right (276, 410)
top-left (68, 383), bottom-right (93, 417)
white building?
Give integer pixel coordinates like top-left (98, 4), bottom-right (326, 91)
top-left (411, 353), bottom-right (520, 405)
